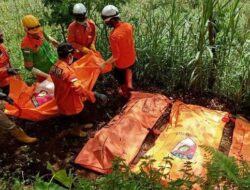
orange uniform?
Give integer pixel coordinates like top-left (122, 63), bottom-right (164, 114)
top-left (50, 60), bottom-right (94, 115)
top-left (67, 19), bottom-right (96, 60)
top-left (109, 22), bottom-right (136, 69)
top-left (0, 44), bottom-right (11, 87)
top-left (0, 67), bottom-right (8, 81)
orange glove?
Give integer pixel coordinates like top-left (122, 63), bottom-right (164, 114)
top-left (81, 47), bottom-right (90, 54)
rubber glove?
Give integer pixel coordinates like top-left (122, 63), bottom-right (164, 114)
top-left (81, 47), bottom-right (90, 54)
top-left (90, 43), bottom-right (96, 51)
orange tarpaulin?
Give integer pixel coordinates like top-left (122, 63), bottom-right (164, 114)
top-left (75, 92), bottom-right (170, 174)
top-left (5, 51), bottom-right (104, 121)
top-left (229, 117), bottom-right (250, 163)
top-left (134, 101), bottom-right (228, 180)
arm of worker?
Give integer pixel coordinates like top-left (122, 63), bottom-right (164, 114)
top-left (100, 56), bottom-right (117, 69)
top-left (67, 26), bottom-right (90, 54)
top-left (89, 24), bottom-right (97, 51)
top-left (31, 67), bottom-right (50, 78)
top-left (100, 35), bottom-right (119, 68)
top-left (0, 48), bottom-right (9, 65)
top-left (46, 35), bottom-right (60, 48)
top-left (71, 79), bottom-right (96, 103)
top-left (0, 68), bottom-right (18, 86)
top-left (25, 62), bottom-right (49, 78)
top-left (0, 67), bottom-right (8, 79)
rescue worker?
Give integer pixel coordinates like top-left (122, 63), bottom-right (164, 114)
top-left (0, 69), bottom-right (38, 143)
top-left (0, 30), bottom-right (19, 94)
top-left (50, 42), bottom-right (107, 137)
top-left (67, 3), bottom-right (96, 60)
top-left (21, 14), bottom-right (59, 82)
top-left (100, 5), bottom-right (136, 98)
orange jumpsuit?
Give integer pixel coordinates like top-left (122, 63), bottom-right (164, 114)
top-left (0, 44), bottom-right (11, 88)
top-left (0, 67), bottom-right (8, 82)
top-left (109, 21), bottom-right (136, 96)
top-left (67, 19), bottom-right (96, 60)
top-left (109, 22), bottom-right (136, 69)
top-left (50, 60), bottom-right (95, 115)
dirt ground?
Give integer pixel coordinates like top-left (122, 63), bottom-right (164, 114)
top-left (0, 77), bottom-right (249, 184)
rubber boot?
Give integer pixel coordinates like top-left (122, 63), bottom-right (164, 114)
top-left (125, 69), bottom-right (133, 90)
top-left (10, 127), bottom-right (38, 144)
top-left (69, 125), bottom-right (88, 137)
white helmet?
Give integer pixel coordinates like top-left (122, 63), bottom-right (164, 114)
top-left (101, 5), bottom-right (120, 22)
top-left (73, 3), bottom-right (87, 15)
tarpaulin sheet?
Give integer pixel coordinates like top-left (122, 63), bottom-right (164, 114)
top-left (75, 92), bottom-right (170, 174)
top-left (4, 51), bottom-right (103, 121)
top-left (134, 101), bottom-right (228, 180)
top-left (229, 117), bottom-right (250, 163)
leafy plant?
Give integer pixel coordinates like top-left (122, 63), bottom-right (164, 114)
top-left (201, 145), bottom-right (250, 189)
top-left (41, 0), bottom-right (128, 41)
top-left (46, 162), bottom-right (75, 189)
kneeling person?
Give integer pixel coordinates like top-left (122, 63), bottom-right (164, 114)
top-left (50, 43), bottom-right (105, 137)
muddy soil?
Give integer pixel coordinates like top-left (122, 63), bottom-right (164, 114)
top-left (0, 77), bottom-right (249, 184)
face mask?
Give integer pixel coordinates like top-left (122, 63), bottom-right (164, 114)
top-left (68, 54), bottom-right (74, 65)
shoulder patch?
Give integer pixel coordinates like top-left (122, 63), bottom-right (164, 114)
top-left (50, 65), bottom-right (63, 78)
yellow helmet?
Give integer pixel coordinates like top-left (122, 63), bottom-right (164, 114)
top-left (22, 15), bottom-right (41, 34)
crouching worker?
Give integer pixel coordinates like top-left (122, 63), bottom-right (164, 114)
top-left (0, 90), bottom-right (38, 144)
top-left (50, 43), bottom-right (107, 137)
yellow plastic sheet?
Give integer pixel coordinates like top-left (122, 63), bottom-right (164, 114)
top-left (134, 101), bottom-right (228, 180)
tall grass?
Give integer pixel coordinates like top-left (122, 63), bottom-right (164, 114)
top-left (124, 0), bottom-right (250, 106)
top-left (0, 0), bottom-right (45, 82)
top-left (1, 0), bottom-right (250, 105)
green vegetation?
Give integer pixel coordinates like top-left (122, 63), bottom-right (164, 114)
top-left (1, 147), bottom-right (250, 189)
top-left (1, 0), bottom-right (250, 105)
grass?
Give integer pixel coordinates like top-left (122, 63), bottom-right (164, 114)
top-left (1, 150), bottom-right (250, 189)
top-left (0, 0), bottom-right (45, 82)
top-left (1, 0), bottom-right (250, 105)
